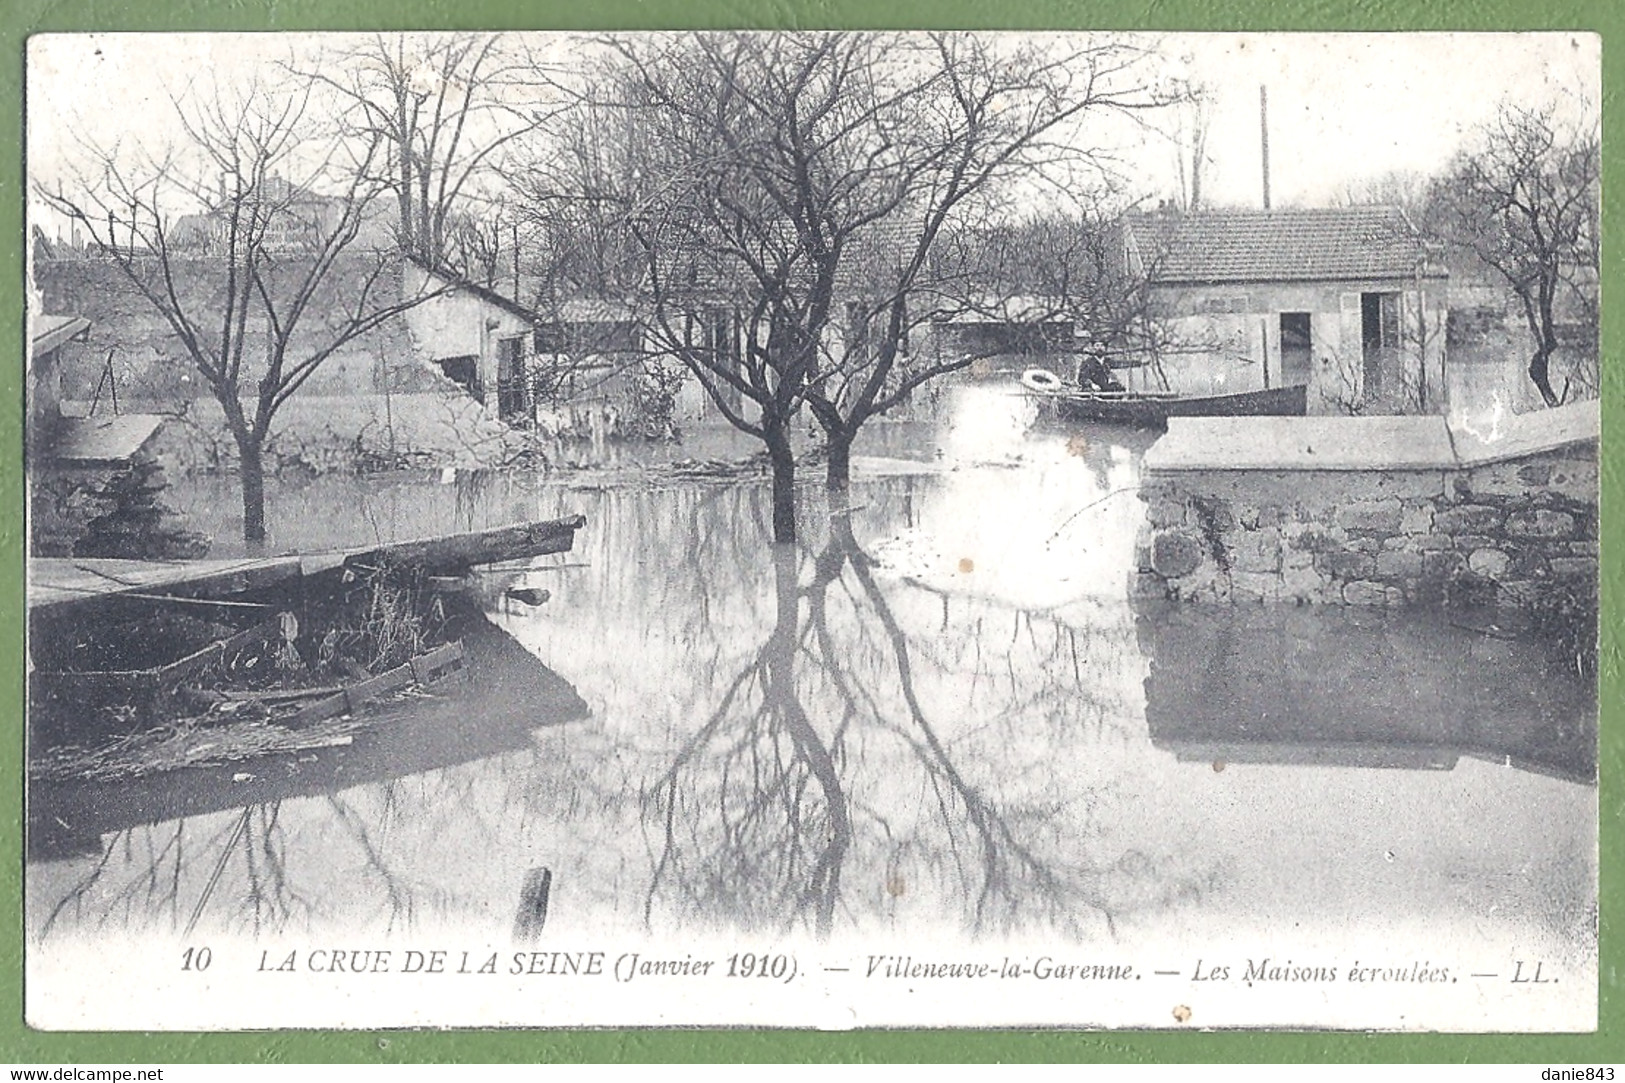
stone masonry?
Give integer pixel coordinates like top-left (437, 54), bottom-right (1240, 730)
top-left (1134, 403), bottom-right (1598, 610)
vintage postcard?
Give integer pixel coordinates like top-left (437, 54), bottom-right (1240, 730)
top-left (21, 30), bottom-right (1599, 1031)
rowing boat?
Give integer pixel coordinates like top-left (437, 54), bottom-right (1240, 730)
top-left (1023, 376), bottom-right (1308, 428)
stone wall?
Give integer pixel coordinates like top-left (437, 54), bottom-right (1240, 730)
top-left (1134, 404), bottom-right (1598, 611)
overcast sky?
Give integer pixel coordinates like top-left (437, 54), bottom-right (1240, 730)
top-left (1163, 32), bottom-right (1599, 208)
top-left (27, 30), bottom-right (1600, 232)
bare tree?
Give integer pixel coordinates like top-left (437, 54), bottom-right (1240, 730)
top-left (511, 90), bottom-right (691, 435)
top-left (531, 32), bottom-right (1181, 541)
top-left (640, 516), bottom-right (1213, 939)
top-left (958, 207), bottom-right (1182, 377)
top-left (299, 33), bottom-right (552, 270)
top-left (443, 201), bottom-right (510, 286)
top-left (1428, 102), bottom-right (1599, 407)
top-left (36, 75), bottom-right (445, 543)
top-left (1338, 168), bottom-right (1432, 217)
top-left (1168, 85), bottom-right (1212, 211)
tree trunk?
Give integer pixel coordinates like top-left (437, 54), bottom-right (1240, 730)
top-left (824, 427), bottom-right (856, 520)
top-left (238, 438), bottom-right (268, 547)
top-left (1529, 345), bottom-right (1561, 407)
top-left (764, 422), bottom-right (798, 545)
top-left (824, 428), bottom-right (854, 495)
top-left (1528, 278), bottom-right (1563, 407)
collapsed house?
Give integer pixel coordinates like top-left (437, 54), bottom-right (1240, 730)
top-left (30, 248), bottom-right (537, 472)
top-left (404, 256), bottom-right (540, 426)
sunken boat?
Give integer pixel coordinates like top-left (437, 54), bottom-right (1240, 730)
top-left (26, 515), bottom-right (588, 789)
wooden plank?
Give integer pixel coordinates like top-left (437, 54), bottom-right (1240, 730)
top-left (216, 686), bottom-right (342, 702)
top-left (413, 641), bottom-right (465, 683)
top-left (29, 517), bottom-right (585, 613)
top-left (31, 670), bottom-right (169, 694)
top-left (347, 664), bottom-right (415, 703)
top-left (29, 557), bottom-right (303, 611)
top-left (342, 516), bottom-right (587, 575)
top-left (279, 692), bottom-right (352, 729)
top-left (425, 575), bottom-right (472, 593)
top-left (275, 640), bottom-right (464, 727)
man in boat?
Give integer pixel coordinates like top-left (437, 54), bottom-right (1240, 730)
top-left (1075, 345), bottom-right (1126, 393)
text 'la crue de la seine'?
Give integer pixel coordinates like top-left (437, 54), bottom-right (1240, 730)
top-left (248, 949), bottom-right (1560, 987)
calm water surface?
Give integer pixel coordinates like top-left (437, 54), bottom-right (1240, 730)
top-left (26, 386), bottom-right (1596, 970)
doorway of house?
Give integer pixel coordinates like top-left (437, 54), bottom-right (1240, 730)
top-left (496, 336), bottom-right (527, 422)
top-left (1279, 312), bottom-right (1312, 386)
top-left (1361, 292), bottom-right (1401, 404)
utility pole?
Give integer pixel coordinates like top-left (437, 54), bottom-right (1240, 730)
top-left (1260, 85), bottom-right (1272, 210)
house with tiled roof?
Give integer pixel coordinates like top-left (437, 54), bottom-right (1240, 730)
top-left (1121, 206), bottom-right (1448, 414)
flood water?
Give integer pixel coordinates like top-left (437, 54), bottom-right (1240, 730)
top-left (26, 386), bottom-right (1596, 981)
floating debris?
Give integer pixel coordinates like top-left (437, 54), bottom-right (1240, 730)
top-left (503, 587), bottom-right (551, 607)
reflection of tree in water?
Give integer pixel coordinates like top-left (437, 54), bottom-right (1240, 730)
top-left (643, 517), bottom-right (1215, 940)
top-left (33, 476), bottom-right (1219, 942)
top-left (42, 803), bottom-right (312, 939)
top-left (36, 773), bottom-right (503, 939)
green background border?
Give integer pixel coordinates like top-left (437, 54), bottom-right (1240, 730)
top-left (2, 0), bottom-right (1618, 1064)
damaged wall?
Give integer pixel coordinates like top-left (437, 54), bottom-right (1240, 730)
top-left (31, 253), bottom-right (529, 472)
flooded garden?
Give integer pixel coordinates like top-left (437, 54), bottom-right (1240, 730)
top-left (25, 385), bottom-right (1596, 985)
top-left (22, 25), bottom-right (1605, 1036)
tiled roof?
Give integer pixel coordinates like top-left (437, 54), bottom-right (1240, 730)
top-left (1127, 207), bottom-right (1442, 285)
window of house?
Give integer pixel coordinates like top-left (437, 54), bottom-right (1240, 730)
top-left (1203, 294), bottom-right (1251, 314)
